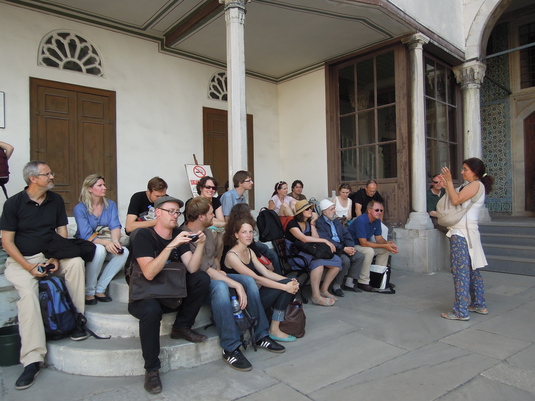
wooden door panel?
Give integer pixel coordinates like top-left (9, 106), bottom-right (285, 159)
top-left (203, 107), bottom-right (254, 208)
top-left (30, 78), bottom-right (116, 216)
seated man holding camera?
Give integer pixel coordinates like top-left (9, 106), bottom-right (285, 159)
top-left (129, 196), bottom-right (210, 394)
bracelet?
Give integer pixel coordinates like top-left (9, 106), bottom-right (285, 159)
top-left (165, 246), bottom-right (175, 249)
top-left (30, 264), bottom-right (38, 272)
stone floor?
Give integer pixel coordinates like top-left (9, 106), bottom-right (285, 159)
top-left (1, 269), bottom-right (535, 401)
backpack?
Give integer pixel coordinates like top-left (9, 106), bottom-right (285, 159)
top-left (234, 308), bottom-right (258, 351)
top-left (257, 208), bottom-right (285, 242)
top-left (308, 197), bottom-right (322, 216)
top-left (38, 276), bottom-right (110, 340)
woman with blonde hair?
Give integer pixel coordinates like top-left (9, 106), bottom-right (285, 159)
top-left (74, 174), bottom-right (129, 305)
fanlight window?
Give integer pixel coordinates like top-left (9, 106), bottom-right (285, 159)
top-left (39, 31), bottom-right (103, 77)
top-left (208, 72), bottom-right (228, 101)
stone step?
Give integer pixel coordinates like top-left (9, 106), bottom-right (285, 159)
top-left (46, 325), bottom-right (221, 376)
top-left (485, 255), bottom-right (535, 276)
top-left (480, 232), bottom-right (535, 247)
top-left (84, 302), bottom-right (213, 339)
top-left (481, 243), bottom-right (535, 259)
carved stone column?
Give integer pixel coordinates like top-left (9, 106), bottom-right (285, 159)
top-left (402, 33), bottom-right (433, 229)
top-left (220, 0), bottom-right (249, 184)
top-left (453, 60), bottom-right (486, 159)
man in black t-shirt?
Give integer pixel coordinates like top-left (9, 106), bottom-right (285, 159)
top-left (349, 179), bottom-right (384, 218)
top-left (129, 196), bottom-right (210, 394)
top-left (125, 176), bottom-right (168, 234)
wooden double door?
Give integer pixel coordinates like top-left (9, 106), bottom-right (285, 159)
top-left (30, 78), bottom-right (117, 215)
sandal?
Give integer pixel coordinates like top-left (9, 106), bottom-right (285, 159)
top-left (468, 306), bottom-right (488, 315)
top-left (320, 291), bottom-right (338, 301)
top-left (441, 312), bottom-right (469, 321)
top-left (311, 296), bottom-right (335, 307)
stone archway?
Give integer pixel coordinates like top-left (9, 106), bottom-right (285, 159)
top-left (465, 0), bottom-right (515, 60)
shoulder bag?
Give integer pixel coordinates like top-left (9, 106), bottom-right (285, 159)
top-left (279, 300), bottom-right (306, 338)
top-left (291, 240), bottom-right (334, 260)
top-left (128, 228), bottom-right (187, 309)
top-left (436, 181), bottom-right (484, 227)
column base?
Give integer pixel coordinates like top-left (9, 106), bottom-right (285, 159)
top-left (391, 227), bottom-right (450, 274)
top-left (404, 212), bottom-right (434, 230)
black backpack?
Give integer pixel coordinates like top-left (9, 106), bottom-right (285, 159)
top-left (39, 276), bottom-right (110, 340)
top-left (257, 208), bottom-right (285, 242)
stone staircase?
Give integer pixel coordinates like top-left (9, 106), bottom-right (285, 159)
top-left (480, 217), bottom-right (535, 276)
top-left (45, 274), bottom-right (221, 376)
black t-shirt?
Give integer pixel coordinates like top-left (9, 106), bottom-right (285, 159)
top-left (127, 191), bottom-right (153, 219)
top-left (132, 227), bottom-right (190, 263)
top-left (285, 218), bottom-right (311, 242)
top-left (0, 189), bottom-right (68, 256)
top-left (349, 188), bottom-right (384, 216)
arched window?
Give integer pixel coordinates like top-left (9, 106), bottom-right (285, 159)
top-left (38, 31), bottom-right (103, 77)
top-left (208, 72), bottom-right (228, 101)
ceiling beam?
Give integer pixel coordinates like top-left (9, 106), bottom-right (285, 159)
top-left (165, 0), bottom-right (223, 47)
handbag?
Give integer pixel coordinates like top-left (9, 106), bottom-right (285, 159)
top-left (291, 240), bottom-right (334, 259)
top-left (436, 181), bottom-right (484, 227)
top-left (128, 227), bottom-right (187, 309)
top-left (279, 300), bottom-right (306, 338)
top-left (129, 260), bottom-right (187, 309)
top-left (369, 264), bottom-right (395, 294)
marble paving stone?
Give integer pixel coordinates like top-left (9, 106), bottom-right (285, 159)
top-left (481, 362), bottom-right (535, 395)
top-left (439, 328), bottom-right (531, 359)
top-left (437, 375), bottom-right (535, 401)
top-left (374, 294), bottom-right (443, 312)
top-left (358, 307), bottom-right (475, 351)
top-left (475, 308), bottom-right (535, 342)
top-left (311, 352), bottom-right (498, 401)
top-left (507, 344), bottom-right (535, 370)
top-left (485, 284), bottom-right (531, 297)
top-left (264, 331), bottom-right (405, 394)
top-left (239, 383), bottom-right (312, 401)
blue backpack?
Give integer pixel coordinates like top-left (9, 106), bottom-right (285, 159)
top-left (38, 276), bottom-right (79, 340)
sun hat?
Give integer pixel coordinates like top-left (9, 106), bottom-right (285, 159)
top-left (294, 200), bottom-right (313, 215)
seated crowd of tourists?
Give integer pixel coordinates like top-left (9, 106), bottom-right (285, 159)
top-left (0, 162), bottom-right (399, 394)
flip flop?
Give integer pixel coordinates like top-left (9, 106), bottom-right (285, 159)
top-left (311, 296), bottom-right (335, 306)
top-left (320, 291), bottom-right (338, 301)
top-left (269, 334), bottom-right (297, 342)
top-left (441, 312), bottom-right (469, 321)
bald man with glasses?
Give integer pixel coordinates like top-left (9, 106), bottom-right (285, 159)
top-left (347, 200), bottom-right (398, 292)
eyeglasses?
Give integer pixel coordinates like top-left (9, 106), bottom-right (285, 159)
top-left (203, 185), bottom-right (217, 190)
top-left (38, 172), bottom-right (55, 177)
top-left (159, 208), bottom-right (181, 216)
top-left (306, 207), bottom-right (314, 211)
top-left (373, 208), bottom-right (384, 212)
top-left (243, 179), bottom-right (253, 183)
top-left (432, 181), bottom-right (440, 184)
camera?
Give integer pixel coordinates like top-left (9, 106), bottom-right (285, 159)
top-left (37, 263), bottom-right (54, 274)
top-left (188, 234), bottom-right (199, 243)
top-left (117, 248), bottom-right (124, 254)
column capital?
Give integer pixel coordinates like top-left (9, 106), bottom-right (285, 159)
top-left (219, 0), bottom-right (249, 11)
top-left (401, 33), bottom-right (430, 50)
top-left (453, 60), bottom-right (486, 88)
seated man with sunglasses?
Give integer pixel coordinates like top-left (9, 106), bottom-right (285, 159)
top-left (347, 200), bottom-right (398, 292)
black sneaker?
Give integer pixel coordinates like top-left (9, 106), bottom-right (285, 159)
top-left (222, 348), bottom-right (252, 371)
top-left (15, 362), bottom-right (40, 390)
top-left (70, 328), bottom-right (89, 341)
top-left (256, 336), bottom-right (285, 353)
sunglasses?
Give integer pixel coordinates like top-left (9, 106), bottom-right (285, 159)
top-left (203, 185), bottom-right (217, 190)
top-left (373, 208), bottom-right (384, 212)
top-left (432, 181), bottom-right (440, 184)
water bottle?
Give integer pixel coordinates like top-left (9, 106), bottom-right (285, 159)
top-left (231, 296), bottom-right (248, 334)
top-left (146, 206), bottom-right (156, 220)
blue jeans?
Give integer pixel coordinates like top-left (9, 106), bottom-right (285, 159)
top-left (85, 244), bottom-right (129, 296)
top-left (255, 241), bottom-right (282, 274)
top-left (208, 274), bottom-right (270, 352)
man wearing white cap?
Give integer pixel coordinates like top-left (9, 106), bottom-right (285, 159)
top-left (316, 199), bottom-right (364, 297)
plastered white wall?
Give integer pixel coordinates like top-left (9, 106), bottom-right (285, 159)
top-left (0, 3), bottom-right (280, 220)
top-left (278, 69), bottom-right (329, 201)
top-left (388, 0), bottom-right (465, 51)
